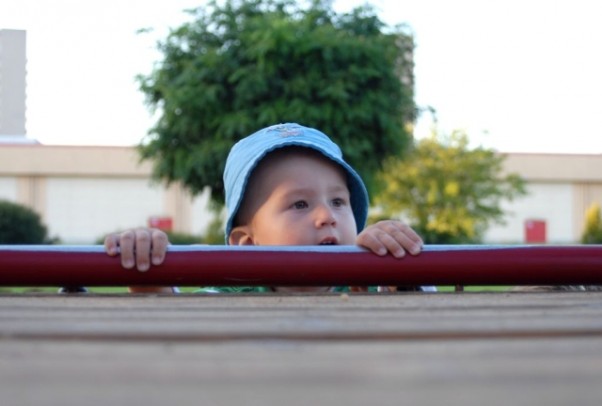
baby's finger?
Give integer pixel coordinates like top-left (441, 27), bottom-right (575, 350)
top-left (118, 230), bottom-right (136, 269)
top-left (150, 229), bottom-right (169, 265)
top-left (376, 232), bottom-right (407, 258)
top-left (400, 225), bottom-right (423, 248)
top-left (104, 233), bottom-right (120, 256)
top-left (134, 229), bottom-right (153, 272)
top-left (356, 232), bottom-right (388, 256)
top-left (385, 222), bottom-right (423, 255)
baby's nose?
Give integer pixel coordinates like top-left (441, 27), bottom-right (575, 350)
top-left (315, 205), bottom-right (336, 227)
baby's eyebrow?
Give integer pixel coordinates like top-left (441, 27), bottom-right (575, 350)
top-left (328, 185), bottom-right (350, 194)
top-left (276, 182), bottom-right (350, 200)
top-left (278, 187), bottom-right (313, 198)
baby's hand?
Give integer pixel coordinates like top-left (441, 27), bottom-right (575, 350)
top-left (356, 220), bottom-right (423, 258)
top-left (104, 228), bottom-right (169, 272)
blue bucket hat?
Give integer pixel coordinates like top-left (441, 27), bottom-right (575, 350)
top-left (223, 123), bottom-right (369, 242)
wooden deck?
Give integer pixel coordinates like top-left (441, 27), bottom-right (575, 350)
top-left (2, 291), bottom-right (602, 405)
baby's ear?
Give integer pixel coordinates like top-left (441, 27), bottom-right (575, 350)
top-left (228, 226), bottom-right (255, 246)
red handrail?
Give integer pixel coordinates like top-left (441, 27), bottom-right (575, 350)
top-left (0, 245), bottom-right (601, 287)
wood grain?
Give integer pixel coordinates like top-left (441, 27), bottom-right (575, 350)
top-left (1, 292), bottom-right (601, 406)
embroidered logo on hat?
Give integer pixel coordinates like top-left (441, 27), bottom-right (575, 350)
top-left (268, 124), bottom-right (302, 137)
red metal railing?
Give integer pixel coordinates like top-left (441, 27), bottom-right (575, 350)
top-left (1, 245), bottom-right (601, 287)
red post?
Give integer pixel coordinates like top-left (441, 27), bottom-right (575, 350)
top-left (148, 216), bottom-right (173, 232)
top-left (525, 219), bottom-right (547, 243)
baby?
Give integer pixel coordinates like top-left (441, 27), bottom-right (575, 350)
top-left (105, 123), bottom-right (426, 293)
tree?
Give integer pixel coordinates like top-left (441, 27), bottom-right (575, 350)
top-left (374, 130), bottom-right (526, 244)
top-left (581, 202), bottom-right (602, 244)
top-left (0, 200), bottom-right (48, 244)
top-left (138, 0), bottom-right (415, 203)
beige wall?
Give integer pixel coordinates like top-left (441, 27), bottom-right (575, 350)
top-left (0, 177), bottom-right (17, 201)
top-left (487, 153), bottom-right (602, 243)
top-left (483, 183), bottom-right (574, 243)
top-left (1, 144), bottom-right (601, 244)
top-left (502, 153), bottom-right (602, 182)
top-left (45, 177), bottom-right (164, 242)
top-left (0, 144), bottom-right (211, 243)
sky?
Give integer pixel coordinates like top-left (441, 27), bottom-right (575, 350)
top-left (1, 0), bottom-right (601, 153)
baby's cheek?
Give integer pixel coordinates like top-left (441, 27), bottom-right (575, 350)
top-left (341, 227), bottom-right (358, 245)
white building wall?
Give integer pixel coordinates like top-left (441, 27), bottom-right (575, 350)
top-left (484, 182), bottom-right (575, 244)
top-left (45, 177), bottom-right (164, 243)
top-left (189, 187), bottom-right (214, 236)
top-left (0, 177), bottom-right (17, 201)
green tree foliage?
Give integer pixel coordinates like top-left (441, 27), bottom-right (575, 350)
top-left (138, 0), bottom-right (415, 202)
top-left (581, 202), bottom-right (602, 244)
top-left (374, 131), bottom-right (526, 244)
top-left (0, 200), bottom-right (48, 244)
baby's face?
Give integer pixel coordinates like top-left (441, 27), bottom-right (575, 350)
top-left (237, 149), bottom-right (357, 247)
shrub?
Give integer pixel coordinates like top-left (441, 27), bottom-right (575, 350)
top-left (165, 231), bottom-right (204, 245)
top-left (581, 202), bottom-right (602, 244)
top-left (0, 200), bottom-right (48, 244)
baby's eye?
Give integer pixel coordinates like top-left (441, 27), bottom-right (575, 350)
top-left (332, 198), bottom-right (346, 207)
top-left (292, 201), bottom-right (308, 209)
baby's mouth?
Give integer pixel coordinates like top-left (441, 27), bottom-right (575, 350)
top-left (319, 237), bottom-right (337, 245)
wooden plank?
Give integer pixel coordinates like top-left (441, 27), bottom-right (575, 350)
top-left (0, 295), bottom-right (597, 340)
top-left (2, 338), bottom-right (602, 406)
top-left (2, 292), bottom-right (602, 340)
top-left (1, 293), bottom-right (602, 406)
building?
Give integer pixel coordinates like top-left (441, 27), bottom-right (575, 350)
top-left (0, 144), bottom-right (212, 243)
top-left (0, 29), bottom-right (27, 137)
top-left (1, 142), bottom-right (601, 244)
top-left (484, 153), bottom-right (602, 244)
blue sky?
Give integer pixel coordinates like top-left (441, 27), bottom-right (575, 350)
top-left (1, 0), bottom-right (601, 153)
